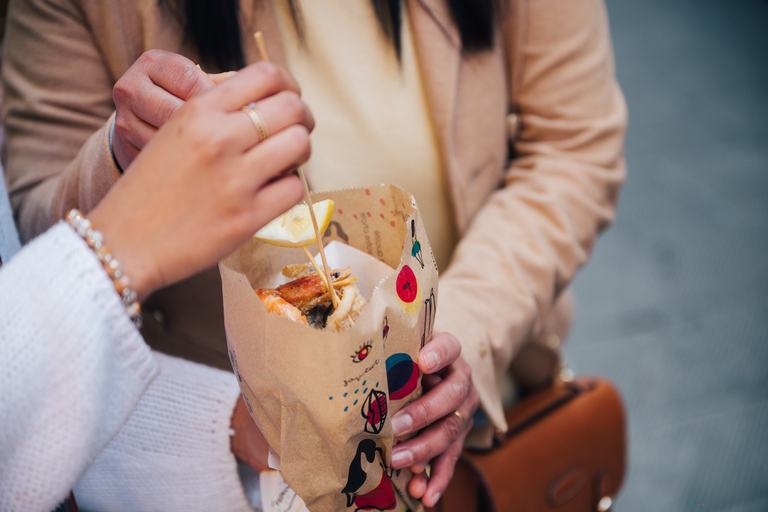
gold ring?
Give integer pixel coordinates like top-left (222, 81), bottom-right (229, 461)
top-left (242, 105), bottom-right (269, 142)
top-left (452, 410), bottom-right (466, 430)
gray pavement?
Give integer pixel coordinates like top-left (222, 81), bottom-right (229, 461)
top-left (565, 0), bottom-right (768, 509)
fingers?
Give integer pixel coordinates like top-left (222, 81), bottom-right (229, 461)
top-left (249, 173), bottom-right (304, 232)
top-left (419, 436), bottom-right (465, 507)
top-left (114, 50), bottom-right (215, 127)
top-left (142, 50), bottom-right (216, 101)
top-left (230, 395), bottom-right (272, 473)
top-left (249, 90), bottom-right (316, 137)
top-left (112, 115), bottom-right (157, 168)
top-left (128, 84), bottom-right (185, 129)
top-left (219, 89), bottom-right (315, 152)
top-left (389, 343), bottom-right (477, 476)
top-left (202, 61), bottom-right (301, 112)
top-left (208, 71), bottom-right (238, 85)
top-left (389, 391), bottom-right (475, 470)
top-left (391, 356), bottom-right (472, 437)
top-left (419, 332), bottom-right (462, 375)
top-left (242, 124), bottom-right (311, 191)
top-left (112, 50), bottom-right (216, 169)
top-left (407, 471), bottom-right (429, 501)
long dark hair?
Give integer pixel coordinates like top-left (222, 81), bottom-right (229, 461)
top-left (162, 0), bottom-right (499, 71)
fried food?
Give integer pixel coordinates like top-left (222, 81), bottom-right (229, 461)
top-left (255, 289), bottom-right (309, 326)
top-left (255, 267), bottom-right (365, 330)
top-left (326, 284), bottom-right (366, 331)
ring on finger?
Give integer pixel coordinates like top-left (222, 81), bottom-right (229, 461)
top-left (452, 410), bottom-right (467, 431)
top-left (242, 104), bottom-right (269, 143)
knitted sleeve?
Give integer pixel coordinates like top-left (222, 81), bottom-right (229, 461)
top-left (74, 352), bottom-right (258, 512)
top-left (0, 223), bottom-right (158, 512)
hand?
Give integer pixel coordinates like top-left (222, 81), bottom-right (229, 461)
top-left (389, 333), bottom-right (479, 507)
top-left (111, 50), bottom-right (217, 170)
top-left (231, 395), bottom-right (271, 472)
top-left (90, 61), bottom-right (315, 299)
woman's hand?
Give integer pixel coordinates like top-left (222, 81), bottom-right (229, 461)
top-left (90, 61), bottom-right (314, 300)
top-left (111, 50), bottom-right (219, 170)
top-left (231, 395), bottom-right (272, 472)
top-left (389, 333), bottom-right (479, 507)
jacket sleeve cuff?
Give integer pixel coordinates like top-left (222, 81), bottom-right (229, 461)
top-left (74, 112), bottom-right (123, 214)
top-left (434, 283), bottom-right (509, 434)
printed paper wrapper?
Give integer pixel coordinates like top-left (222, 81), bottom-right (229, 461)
top-left (219, 185), bottom-right (438, 512)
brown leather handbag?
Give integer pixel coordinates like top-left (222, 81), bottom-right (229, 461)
top-left (429, 377), bottom-right (626, 512)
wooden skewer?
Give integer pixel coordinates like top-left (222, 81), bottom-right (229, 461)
top-left (302, 246), bottom-right (330, 288)
top-left (254, 32), bottom-right (270, 62)
top-left (253, 31), bottom-right (340, 309)
top-left (298, 169), bottom-right (339, 308)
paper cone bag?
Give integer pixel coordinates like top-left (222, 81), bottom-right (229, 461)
top-left (219, 185), bottom-right (438, 512)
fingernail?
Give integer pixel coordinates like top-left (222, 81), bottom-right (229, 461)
top-left (423, 351), bottom-right (440, 371)
top-left (391, 412), bottom-right (413, 435)
top-left (431, 491), bottom-right (443, 505)
top-left (391, 448), bottom-right (414, 468)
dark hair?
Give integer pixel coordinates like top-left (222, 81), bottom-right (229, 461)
top-left (370, 0), bottom-right (499, 56)
top-left (163, 0), bottom-right (498, 71)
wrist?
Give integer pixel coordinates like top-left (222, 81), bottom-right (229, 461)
top-left (86, 204), bottom-right (159, 301)
top-left (109, 117), bottom-right (125, 174)
top-left (65, 209), bottom-right (143, 326)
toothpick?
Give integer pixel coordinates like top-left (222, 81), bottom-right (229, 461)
top-left (299, 169), bottom-right (339, 308)
top-left (254, 32), bottom-right (270, 62)
top-left (253, 31), bottom-right (339, 308)
top-left (302, 246), bottom-right (330, 289)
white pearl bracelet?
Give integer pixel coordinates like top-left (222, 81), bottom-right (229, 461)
top-left (66, 209), bottom-right (142, 328)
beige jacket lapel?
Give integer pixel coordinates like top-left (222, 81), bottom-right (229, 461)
top-left (407, 0), bottom-right (468, 232)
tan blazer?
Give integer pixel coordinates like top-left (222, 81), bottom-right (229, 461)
top-left (3, 0), bottom-right (626, 432)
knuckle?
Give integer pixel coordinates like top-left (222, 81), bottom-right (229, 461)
top-left (254, 61), bottom-right (281, 87)
top-left (444, 415), bottom-right (464, 439)
top-left (201, 132), bottom-right (228, 159)
top-left (412, 440), bottom-right (439, 463)
top-left (281, 91), bottom-right (306, 120)
top-left (160, 97), bottom-right (184, 124)
top-left (112, 115), bottom-right (131, 142)
top-left (441, 332), bottom-right (461, 358)
top-left (173, 65), bottom-right (204, 99)
top-left (112, 81), bottom-right (130, 104)
top-left (187, 124), bottom-right (223, 160)
top-left (140, 49), bottom-right (162, 66)
top-left (445, 379), bottom-right (470, 406)
top-left (286, 125), bottom-right (311, 160)
top-left (411, 399), bottom-right (437, 427)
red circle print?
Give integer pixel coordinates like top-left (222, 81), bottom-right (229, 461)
top-left (396, 265), bottom-right (418, 303)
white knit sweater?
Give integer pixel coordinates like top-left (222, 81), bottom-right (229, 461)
top-left (0, 224), bottom-right (258, 512)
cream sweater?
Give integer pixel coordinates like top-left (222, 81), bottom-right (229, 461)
top-left (0, 223), bottom-right (257, 512)
top-left (275, 0), bottom-right (457, 271)
top-left (0, 223), bottom-right (156, 511)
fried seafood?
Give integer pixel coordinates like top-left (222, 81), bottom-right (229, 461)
top-left (255, 267), bottom-right (365, 330)
top-left (326, 284), bottom-right (366, 331)
top-left (255, 289), bottom-right (309, 326)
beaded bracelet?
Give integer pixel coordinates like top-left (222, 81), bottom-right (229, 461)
top-left (65, 209), bottom-right (142, 328)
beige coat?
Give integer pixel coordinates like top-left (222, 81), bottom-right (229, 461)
top-left (3, 0), bottom-right (626, 432)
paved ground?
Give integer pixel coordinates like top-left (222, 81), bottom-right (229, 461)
top-left (565, 0), bottom-right (768, 509)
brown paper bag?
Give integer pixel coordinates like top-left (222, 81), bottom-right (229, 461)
top-left (219, 185), bottom-right (439, 512)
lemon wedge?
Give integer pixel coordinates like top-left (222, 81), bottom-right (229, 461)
top-left (254, 199), bottom-right (335, 248)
